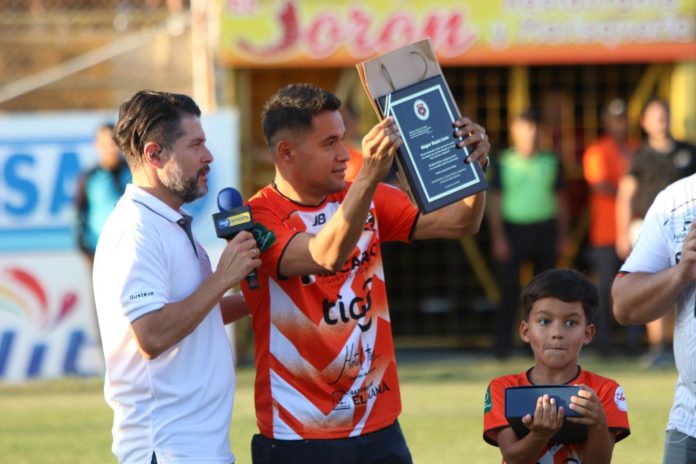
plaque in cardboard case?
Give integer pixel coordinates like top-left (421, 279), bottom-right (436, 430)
top-left (357, 39), bottom-right (488, 213)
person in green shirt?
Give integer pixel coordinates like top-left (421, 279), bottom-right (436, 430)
top-left (488, 108), bottom-right (569, 359)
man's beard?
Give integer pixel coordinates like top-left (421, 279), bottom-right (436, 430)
top-left (162, 164), bottom-right (209, 204)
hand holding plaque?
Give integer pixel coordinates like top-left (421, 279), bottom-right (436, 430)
top-left (357, 39), bottom-right (488, 213)
top-left (360, 116), bottom-right (404, 183)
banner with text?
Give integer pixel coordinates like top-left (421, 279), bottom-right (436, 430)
top-left (0, 109), bottom-right (239, 382)
top-left (220, 0), bottom-right (696, 67)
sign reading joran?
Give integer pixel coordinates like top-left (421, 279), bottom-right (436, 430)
top-left (220, 0), bottom-right (696, 66)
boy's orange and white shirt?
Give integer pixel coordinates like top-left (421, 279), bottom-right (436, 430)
top-left (483, 368), bottom-right (630, 463)
top-left (242, 182), bottom-right (419, 439)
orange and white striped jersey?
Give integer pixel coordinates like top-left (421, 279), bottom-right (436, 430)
top-left (242, 182), bottom-right (419, 439)
top-left (483, 368), bottom-right (630, 463)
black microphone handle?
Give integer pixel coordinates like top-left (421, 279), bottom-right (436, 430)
top-left (221, 233), bottom-right (259, 290)
top-left (246, 269), bottom-right (259, 290)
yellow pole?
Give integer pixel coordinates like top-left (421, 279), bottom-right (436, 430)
top-left (671, 61), bottom-right (696, 144)
top-left (508, 66), bottom-right (530, 121)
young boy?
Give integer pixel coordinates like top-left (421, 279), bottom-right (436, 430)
top-left (483, 269), bottom-right (630, 463)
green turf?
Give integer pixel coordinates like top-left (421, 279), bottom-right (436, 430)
top-left (0, 353), bottom-right (676, 463)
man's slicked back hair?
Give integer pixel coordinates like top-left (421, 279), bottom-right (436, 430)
top-left (114, 90), bottom-right (201, 168)
top-left (261, 84), bottom-right (341, 147)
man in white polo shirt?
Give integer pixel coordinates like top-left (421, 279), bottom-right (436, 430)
top-left (613, 172), bottom-right (696, 463)
top-left (93, 90), bottom-right (261, 464)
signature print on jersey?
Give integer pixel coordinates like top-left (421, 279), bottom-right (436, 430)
top-left (328, 342), bottom-right (379, 386)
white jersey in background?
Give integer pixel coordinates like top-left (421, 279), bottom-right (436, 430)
top-left (621, 173), bottom-right (696, 438)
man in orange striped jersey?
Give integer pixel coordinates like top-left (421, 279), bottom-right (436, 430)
top-left (241, 83), bottom-right (489, 464)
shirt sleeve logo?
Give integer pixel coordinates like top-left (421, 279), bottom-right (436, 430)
top-left (614, 385), bottom-right (627, 412)
top-left (252, 222), bottom-right (276, 251)
top-left (128, 291), bottom-right (154, 301)
top-left (484, 386), bottom-right (492, 413)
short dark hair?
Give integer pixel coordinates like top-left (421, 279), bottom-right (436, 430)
top-left (261, 84), bottom-right (342, 146)
top-left (516, 107), bottom-right (539, 124)
top-left (97, 122), bottom-right (115, 133)
top-left (521, 269), bottom-right (598, 323)
top-left (114, 90), bottom-right (201, 168)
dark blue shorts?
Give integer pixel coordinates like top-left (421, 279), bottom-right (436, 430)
top-left (151, 453), bottom-right (233, 463)
top-left (251, 420), bottom-right (413, 464)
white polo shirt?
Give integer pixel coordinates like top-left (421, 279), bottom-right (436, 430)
top-left (93, 184), bottom-right (235, 464)
top-left (621, 173), bottom-right (696, 438)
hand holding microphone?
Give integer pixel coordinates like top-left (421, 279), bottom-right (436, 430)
top-left (213, 187), bottom-right (261, 289)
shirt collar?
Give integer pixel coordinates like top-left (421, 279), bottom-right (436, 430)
top-left (124, 184), bottom-right (191, 223)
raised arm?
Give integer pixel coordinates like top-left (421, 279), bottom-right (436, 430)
top-left (612, 270), bottom-right (686, 325)
top-left (279, 117), bottom-right (401, 277)
top-left (131, 231), bottom-right (259, 359)
top-left (613, 221), bottom-right (696, 325)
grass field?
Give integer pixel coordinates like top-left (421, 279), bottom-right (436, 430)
top-left (0, 351), bottom-right (677, 463)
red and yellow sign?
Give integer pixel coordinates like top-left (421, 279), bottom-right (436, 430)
top-left (219, 0), bottom-right (696, 67)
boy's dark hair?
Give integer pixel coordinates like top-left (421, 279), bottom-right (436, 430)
top-left (114, 90), bottom-right (201, 168)
top-left (521, 269), bottom-right (598, 323)
top-left (261, 83), bottom-right (342, 147)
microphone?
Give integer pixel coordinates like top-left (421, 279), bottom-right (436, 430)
top-left (213, 187), bottom-right (258, 289)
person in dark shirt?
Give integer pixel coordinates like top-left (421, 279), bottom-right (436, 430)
top-left (615, 98), bottom-right (696, 367)
top-left (74, 123), bottom-right (131, 348)
top-left (75, 123), bottom-right (131, 263)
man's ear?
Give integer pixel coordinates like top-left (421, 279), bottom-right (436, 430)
top-left (144, 142), bottom-right (162, 166)
top-left (276, 140), bottom-right (293, 162)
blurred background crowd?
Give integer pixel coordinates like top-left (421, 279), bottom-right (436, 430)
top-left (1, 0), bottom-right (695, 382)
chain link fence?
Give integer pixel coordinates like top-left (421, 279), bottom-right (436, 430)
top-left (0, 0), bottom-right (194, 111)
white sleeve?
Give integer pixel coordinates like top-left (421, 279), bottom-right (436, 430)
top-left (621, 190), bottom-right (673, 274)
top-left (116, 221), bottom-right (171, 323)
